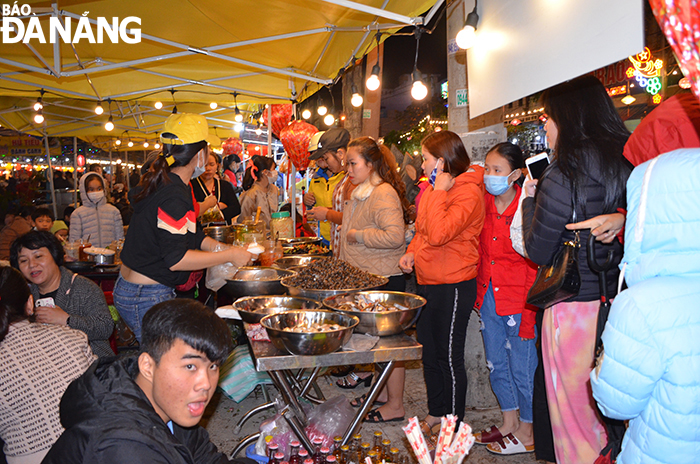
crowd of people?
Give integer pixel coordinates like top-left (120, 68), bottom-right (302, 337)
top-left (0, 74), bottom-right (698, 464)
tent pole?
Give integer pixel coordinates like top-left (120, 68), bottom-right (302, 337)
top-left (44, 136), bottom-right (58, 220)
top-left (73, 137), bottom-right (78, 208)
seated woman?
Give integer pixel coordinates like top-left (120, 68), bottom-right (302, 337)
top-left (0, 266), bottom-right (96, 464)
top-left (10, 231), bottom-right (115, 358)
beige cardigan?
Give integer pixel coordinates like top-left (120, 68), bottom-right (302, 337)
top-left (338, 173), bottom-right (406, 277)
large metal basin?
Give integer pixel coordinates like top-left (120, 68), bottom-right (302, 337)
top-left (279, 237), bottom-right (322, 248)
top-left (260, 310), bottom-right (359, 356)
top-left (272, 255), bottom-right (328, 270)
top-left (220, 267), bottom-right (296, 299)
top-left (323, 291), bottom-right (426, 336)
top-left (232, 295), bottom-right (323, 324)
top-left (280, 275), bottom-right (389, 301)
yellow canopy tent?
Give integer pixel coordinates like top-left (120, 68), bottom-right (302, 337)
top-left (0, 0), bottom-right (441, 144)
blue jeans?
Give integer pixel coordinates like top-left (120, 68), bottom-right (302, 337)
top-left (480, 282), bottom-right (538, 422)
top-left (114, 275), bottom-right (175, 343)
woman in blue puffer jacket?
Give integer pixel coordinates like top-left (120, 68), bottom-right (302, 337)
top-left (69, 172), bottom-right (124, 248)
top-left (590, 148), bottom-right (700, 464)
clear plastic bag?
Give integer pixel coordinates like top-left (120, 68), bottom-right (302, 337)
top-left (205, 242), bottom-right (236, 292)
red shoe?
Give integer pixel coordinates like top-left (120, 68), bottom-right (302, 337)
top-left (473, 425), bottom-right (503, 445)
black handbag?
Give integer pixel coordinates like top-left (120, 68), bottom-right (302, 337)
top-left (526, 204), bottom-right (581, 307)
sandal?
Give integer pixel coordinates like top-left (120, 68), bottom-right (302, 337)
top-left (364, 409), bottom-right (404, 423)
top-left (336, 371), bottom-right (372, 389)
top-left (418, 420), bottom-right (439, 452)
top-left (350, 393), bottom-right (386, 408)
top-left (486, 434), bottom-right (534, 455)
top-left (474, 425), bottom-right (504, 445)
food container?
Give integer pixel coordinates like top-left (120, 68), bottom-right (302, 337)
top-left (280, 275), bottom-right (389, 301)
top-left (272, 255), bottom-right (328, 270)
top-left (232, 295), bottom-right (323, 324)
top-left (270, 211), bottom-right (293, 240)
top-left (279, 236), bottom-right (322, 248)
top-left (204, 225), bottom-right (233, 244)
top-left (219, 267), bottom-right (296, 299)
top-left (83, 247), bottom-right (116, 265)
top-left (78, 239), bottom-right (92, 261)
top-left (323, 291), bottom-right (426, 336)
top-left (260, 310), bottom-right (359, 355)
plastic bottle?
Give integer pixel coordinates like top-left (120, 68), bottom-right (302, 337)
top-left (270, 211), bottom-right (293, 239)
top-left (289, 441), bottom-right (302, 464)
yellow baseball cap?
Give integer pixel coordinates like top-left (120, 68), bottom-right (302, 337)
top-left (160, 113), bottom-right (221, 148)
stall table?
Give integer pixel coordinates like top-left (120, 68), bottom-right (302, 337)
top-left (245, 326), bottom-right (422, 453)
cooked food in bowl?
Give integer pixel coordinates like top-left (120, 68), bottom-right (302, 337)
top-left (260, 310), bottom-right (359, 355)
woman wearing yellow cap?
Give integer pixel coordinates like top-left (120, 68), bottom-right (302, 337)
top-left (114, 113), bottom-right (252, 342)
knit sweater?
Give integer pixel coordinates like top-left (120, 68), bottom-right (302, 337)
top-left (0, 321), bottom-right (95, 463)
top-left (29, 267), bottom-right (114, 358)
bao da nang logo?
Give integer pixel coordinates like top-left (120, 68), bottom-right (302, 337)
top-left (1, 3), bottom-right (141, 44)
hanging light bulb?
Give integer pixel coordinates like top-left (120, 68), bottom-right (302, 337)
top-left (323, 114), bottom-right (335, 126)
top-left (154, 101), bottom-right (163, 109)
top-left (34, 110), bottom-right (44, 124)
top-left (115, 139), bottom-right (122, 146)
top-left (366, 64), bottom-right (381, 91)
top-left (127, 140), bottom-right (134, 148)
top-left (210, 102), bottom-right (218, 109)
top-left (154, 142), bottom-right (161, 149)
top-left (94, 102), bottom-right (104, 115)
top-left (234, 107), bottom-right (243, 123)
top-left (143, 141), bottom-right (149, 148)
top-left (302, 109), bottom-right (312, 119)
top-left (411, 69), bottom-right (428, 100)
top-left (34, 97), bottom-right (43, 111)
top-left (255, 125), bottom-right (262, 136)
top-left (456, 3), bottom-right (479, 50)
top-left (351, 84), bottom-right (364, 107)
top-left (317, 103), bottom-right (328, 116)
top-left (105, 115), bottom-right (114, 131)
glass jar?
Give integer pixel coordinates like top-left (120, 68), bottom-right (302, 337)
top-left (270, 211), bottom-right (293, 240)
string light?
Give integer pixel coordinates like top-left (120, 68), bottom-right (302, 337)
top-left (143, 141), bottom-right (149, 148)
top-left (115, 139), bottom-right (122, 146)
top-left (105, 115), bottom-right (114, 131)
top-left (127, 140), bottom-right (133, 147)
top-left (317, 101), bottom-right (328, 116)
top-left (94, 102), bottom-right (104, 115)
top-left (302, 109), bottom-right (312, 119)
top-left (456, 1), bottom-right (479, 50)
top-left (34, 110), bottom-right (44, 124)
top-left (410, 29), bottom-right (428, 100)
top-left (323, 114), bottom-right (335, 126)
top-left (154, 142), bottom-right (161, 149)
top-left (154, 101), bottom-right (163, 109)
top-left (233, 93), bottom-right (243, 122)
top-left (351, 84), bottom-right (363, 107)
top-left (210, 102), bottom-right (218, 109)
top-left (366, 33), bottom-right (382, 91)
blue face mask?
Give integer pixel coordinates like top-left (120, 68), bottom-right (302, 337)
top-left (484, 172), bottom-right (515, 196)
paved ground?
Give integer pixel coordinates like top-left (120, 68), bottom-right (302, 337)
top-left (202, 357), bottom-right (542, 464)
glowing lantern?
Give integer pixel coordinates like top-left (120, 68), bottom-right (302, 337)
top-left (279, 120), bottom-right (318, 171)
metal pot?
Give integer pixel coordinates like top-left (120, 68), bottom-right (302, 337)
top-left (83, 247), bottom-right (115, 265)
top-left (204, 225), bottom-right (234, 244)
top-left (219, 267), bottom-right (296, 299)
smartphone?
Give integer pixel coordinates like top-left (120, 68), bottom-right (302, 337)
top-left (35, 297), bottom-right (55, 308)
top-left (526, 153), bottom-right (550, 180)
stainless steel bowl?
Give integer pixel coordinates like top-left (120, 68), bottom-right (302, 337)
top-left (232, 295), bottom-right (323, 324)
top-left (272, 255), bottom-right (328, 270)
top-left (279, 236), bottom-right (322, 248)
top-left (323, 291), bottom-right (426, 336)
top-left (204, 225), bottom-right (233, 243)
top-left (84, 247), bottom-right (115, 265)
top-left (220, 267), bottom-right (296, 299)
top-left (280, 275), bottom-right (389, 301)
top-left (260, 310), bottom-right (359, 355)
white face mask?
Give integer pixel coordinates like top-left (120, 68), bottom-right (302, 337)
top-left (191, 152), bottom-right (206, 179)
top-left (267, 173), bottom-right (277, 184)
top-left (87, 191), bottom-right (105, 203)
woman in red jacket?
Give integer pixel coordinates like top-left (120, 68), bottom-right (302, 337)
top-left (472, 142), bottom-right (538, 455)
top-left (399, 130), bottom-right (485, 437)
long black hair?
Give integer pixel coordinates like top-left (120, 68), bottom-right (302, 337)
top-left (242, 155), bottom-right (276, 191)
top-left (133, 134), bottom-right (207, 203)
top-left (541, 75), bottom-right (631, 212)
top-left (0, 266), bottom-right (32, 342)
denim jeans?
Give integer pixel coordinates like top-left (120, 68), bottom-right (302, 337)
top-left (113, 275), bottom-right (175, 343)
top-left (480, 282), bottom-right (538, 422)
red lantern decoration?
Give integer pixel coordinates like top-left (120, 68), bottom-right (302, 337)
top-left (279, 120), bottom-right (318, 171)
top-left (221, 137), bottom-right (243, 156)
top-left (262, 104), bottom-right (293, 138)
top-left (77, 154), bottom-right (85, 167)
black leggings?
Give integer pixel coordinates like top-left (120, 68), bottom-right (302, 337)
top-left (417, 279), bottom-right (476, 422)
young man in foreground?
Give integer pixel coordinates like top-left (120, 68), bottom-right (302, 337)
top-left (43, 299), bottom-right (253, 464)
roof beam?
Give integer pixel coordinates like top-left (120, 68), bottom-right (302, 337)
top-left (320, 0), bottom-right (423, 25)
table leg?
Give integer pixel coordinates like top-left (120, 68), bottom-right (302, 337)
top-left (298, 366), bottom-right (323, 402)
top-left (340, 360), bottom-right (395, 446)
top-left (280, 403), bottom-right (314, 453)
top-left (229, 432), bottom-right (260, 459)
top-left (267, 370), bottom-right (315, 453)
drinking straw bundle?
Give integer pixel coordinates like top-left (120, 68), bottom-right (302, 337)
top-left (402, 416), bottom-right (475, 464)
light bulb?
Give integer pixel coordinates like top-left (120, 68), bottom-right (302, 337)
top-left (33, 99), bottom-right (43, 111)
top-left (127, 141), bottom-right (133, 147)
top-left (366, 74), bottom-right (380, 91)
top-left (455, 26), bottom-right (476, 50)
top-left (105, 116), bottom-right (114, 131)
top-left (115, 139), bottom-right (122, 146)
top-left (154, 143), bottom-right (161, 149)
top-left (411, 80), bottom-right (428, 100)
top-left (34, 111), bottom-right (44, 124)
top-left (317, 105), bottom-right (328, 116)
top-left (143, 141), bottom-right (149, 148)
top-left (154, 101), bottom-right (163, 109)
top-left (351, 92), bottom-right (364, 107)
top-left (302, 109), bottom-right (312, 119)
top-left (255, 127), bottom-right (262, 135)
top-left (234, 123), bottom-right (244, 132)
top-left (210, 102), bottom-right (218, 109)
top-left (323, 114), bottom-right (335, 126)
top-left (234, 107), bottom-right (243, 122)
top-left (94, 103), bottom-right (104, 115)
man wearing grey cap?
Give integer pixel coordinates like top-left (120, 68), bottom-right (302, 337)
top-left (307, 128), bottom-right (352, 251)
